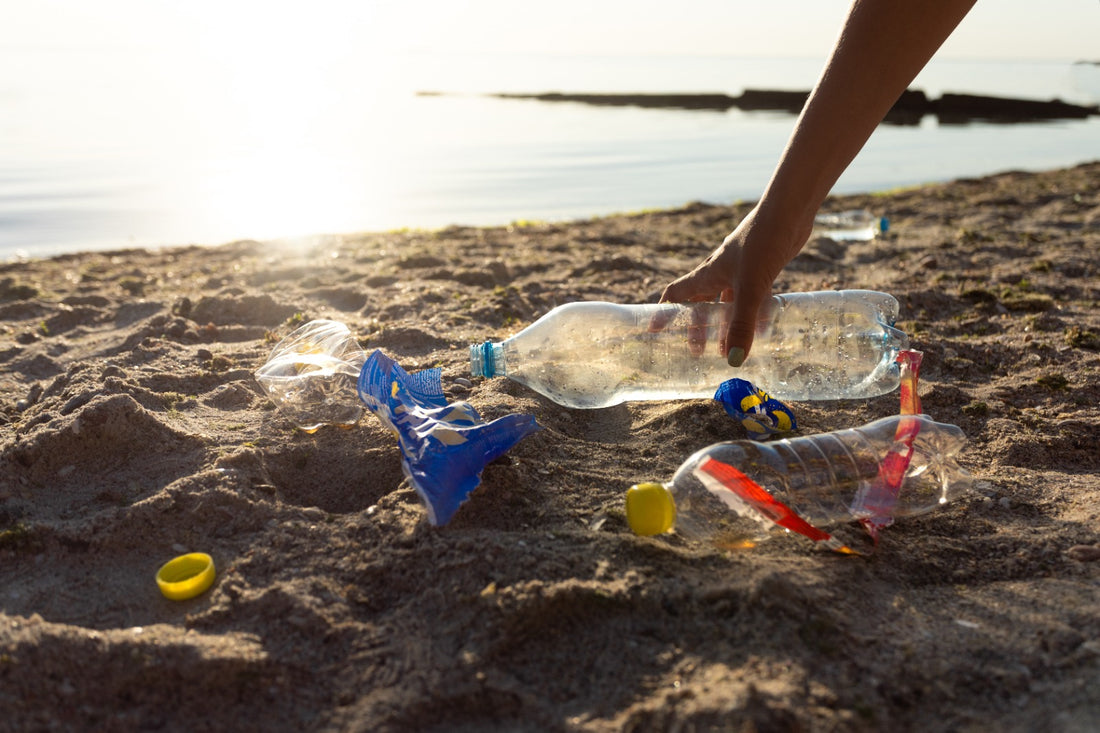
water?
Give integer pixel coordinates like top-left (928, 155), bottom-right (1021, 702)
top-left (1, 50), bottom-right (1097, 259)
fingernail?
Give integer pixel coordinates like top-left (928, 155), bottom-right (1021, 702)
top-left (727, 347), bottom-right (745, 368)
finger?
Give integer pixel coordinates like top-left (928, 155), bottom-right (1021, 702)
top-left (658, 277), bottom-right (716, 305)
top-left (723, 288), bottom-right (763, 367)
top-left (713, 298), bottom-right (735, 357)
top-left (647, 300), bottom-right (680, 333)
top-left (652, 278), bottom-right (716, 333)
top-left (686, 302), bottom-right (709, 357)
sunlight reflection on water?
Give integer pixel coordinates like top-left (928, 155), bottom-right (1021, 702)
top-left (1, 42), bottom-right (1097, 258)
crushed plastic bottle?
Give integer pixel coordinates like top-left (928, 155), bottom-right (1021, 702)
top-left (470, 290), bottom-right (909, 408)
top-left (254, 320), bottom-right (540, 526)
top-left (626, 350), bottom-right (955, 553)
top-left (254, 319), bottom-right (367, 432)
top-left (812, 209), bottom-right (889, 241)
top-left (357, 350), bottom-right (539, 526)
top-left (625, 412), bottom-right (970, 554)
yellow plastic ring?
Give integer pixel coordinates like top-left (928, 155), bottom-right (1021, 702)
top-left (156, 553), bottom-right (216, 601)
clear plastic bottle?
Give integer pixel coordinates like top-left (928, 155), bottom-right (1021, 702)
top-left (812, 209), bottom-right (889, 241)
top-left (254, 319), bottom-right (367, 432)
top-left (469, 290), bottom-right (909, 408)
top-left (625, 414), bottom-right (971, 551)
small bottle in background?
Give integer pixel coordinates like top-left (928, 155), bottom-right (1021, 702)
top-left (812, 209), bottom-right (889, 241)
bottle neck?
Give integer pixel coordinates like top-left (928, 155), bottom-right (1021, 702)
top-left (470, 341), bottom-right (505, 378)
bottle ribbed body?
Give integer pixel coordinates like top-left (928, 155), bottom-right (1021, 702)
top-left (665, 415), bottom-right (970, 545)
top-left (470, 290), bottom-right (908, 408)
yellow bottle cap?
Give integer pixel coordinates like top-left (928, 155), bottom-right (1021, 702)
top-left (156, 552), bottom-right (216, 601)
top-left (625, 482), bottom-right (676, 536)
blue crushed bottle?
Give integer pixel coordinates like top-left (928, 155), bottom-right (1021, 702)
top-left (255, 320), bottom-right (540, 526)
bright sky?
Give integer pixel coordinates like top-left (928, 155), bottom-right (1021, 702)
top-left (3, 0), bottom-right (1097, 62)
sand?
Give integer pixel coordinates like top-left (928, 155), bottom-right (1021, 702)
top-left (1, 162), bottom-right (1098, 732)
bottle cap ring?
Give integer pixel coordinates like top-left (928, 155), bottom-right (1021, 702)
top-left (156, 552), bottom-right (216, 601)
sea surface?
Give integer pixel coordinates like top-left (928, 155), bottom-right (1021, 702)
top-left (2, 51), bottom-right (1098, 259)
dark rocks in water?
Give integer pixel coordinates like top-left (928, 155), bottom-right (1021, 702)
top-left (489, 91), bottom-right (741, 111)
top-left (886, 89), bottom-right (933, 125)
top-left (933, 93), bottom-right (1098, 123)
top-left (467, 88), bottom-right (1099, 124)
top-left (730, 89), bottom-right (807, 113)
top-left (734, 88), bottom-right (932, 126)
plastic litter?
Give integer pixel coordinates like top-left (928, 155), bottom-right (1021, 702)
top-left (856, 349), bottom-right (925, 543)
top-left (812, 209), bottom-right (889, 241)
top-left (470, 290), bottom-right (909, 408)
top-left (357, 350), bottom-right (540, 526)
top-left (254, 319), bottom-right (367, 433)
top-left (625, 413), bottom-right (970, 553)
top-left (156, 552), bottom-right (216, 601)
top-left (255, 321), bottom-right (540, 526)
top-left (714, 378), bottom-right (797, 440)
top-left (626, 351), bottom-right (970, 553)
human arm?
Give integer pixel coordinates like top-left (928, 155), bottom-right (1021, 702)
top-left (659, 0), bottom-right (978, 365)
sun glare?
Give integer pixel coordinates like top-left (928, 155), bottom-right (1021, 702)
top-left (142, 3), bottom-right (428, 242)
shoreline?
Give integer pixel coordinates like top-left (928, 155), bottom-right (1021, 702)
top-left (6, 158), bottom-right (1099, 265)
top-left (1, 162), bottom-right (1098, 730)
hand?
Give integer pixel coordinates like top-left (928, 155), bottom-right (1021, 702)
top-left (657, 206), bottom-right (806, 365)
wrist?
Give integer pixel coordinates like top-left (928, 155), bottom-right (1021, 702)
top-left (744, 201), bottom-right (815, 268)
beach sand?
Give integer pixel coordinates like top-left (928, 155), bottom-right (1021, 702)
top-left (1, 162), bottom-right (1098, 731)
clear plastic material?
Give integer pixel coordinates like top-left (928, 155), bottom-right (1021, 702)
top-left (626, 414), bottom-right (971, 550)
top-left (470, 290), bottom-right (909, 408)
top-left (253, 323), bottom-right (539, 525)
top-left (812, 209), bottom-right (889, 241)
top-left (254, 320), bottom-right (367, 432)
